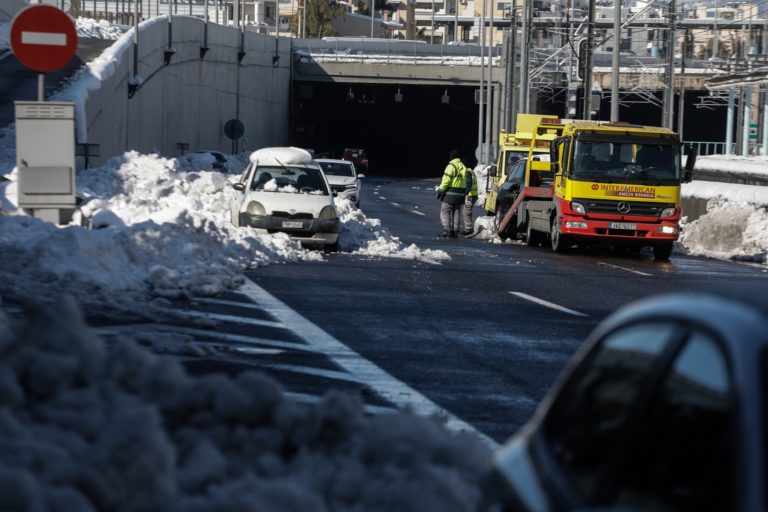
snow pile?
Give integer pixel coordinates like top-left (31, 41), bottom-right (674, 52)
top-left (679, 198), bottom-right (768, 263)
top-left (0, 151), bottom-right (448, 307)
top-left (695, 154), bottom-right (768, 180)
top-left (76, 17), bottom-right (129, 40)
top-left (336, 199), bottom-right (449, 263)
top-left (0, 297), bottom-right (494, 511)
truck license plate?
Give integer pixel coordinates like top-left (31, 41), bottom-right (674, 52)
top-left (609, 222), bottom-right (637, 230)
top-left (282, 221), bottom-right (304, 228)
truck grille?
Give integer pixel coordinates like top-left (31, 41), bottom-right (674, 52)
top-left (574, 198), bottom-right (675, 217)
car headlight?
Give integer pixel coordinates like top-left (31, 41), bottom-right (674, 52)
top-left (319, 205), bottom-right (338, 220)
top-left (246, 201), bottom-right (266, 216)
top-left (571, 202), bottom-right (585, 214)
top-left (660, 207), bottom-right (676, 218)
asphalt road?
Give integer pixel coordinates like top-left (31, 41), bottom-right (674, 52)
top-left (245, 177), bottom-right (768, 444)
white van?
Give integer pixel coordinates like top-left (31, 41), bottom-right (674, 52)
top-left (231, 147), bottom-right (340, 251)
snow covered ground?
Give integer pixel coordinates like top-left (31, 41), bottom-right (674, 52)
top-left (0, 16), bottom-right (767, 510)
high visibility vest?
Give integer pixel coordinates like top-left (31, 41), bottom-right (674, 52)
top-left (439, 158), bottom-right (468, 205)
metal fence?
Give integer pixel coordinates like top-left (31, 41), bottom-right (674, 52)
top-left (683, 140), bottom-right (737, 156)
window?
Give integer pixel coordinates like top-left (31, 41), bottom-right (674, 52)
top-left (543, 322), bottom-right (677, 501)
top-left (613, 331), bottom-right (733, 511)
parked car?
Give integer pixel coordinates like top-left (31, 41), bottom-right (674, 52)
top-left (342, 148), bottom-right (369, 173)
top-left (494, 286), bottom-right (768, 512)
top-left (230, 147), bottom-right (339, 251)
top-left (191, 150), bottom-right (229, 172)
top-left (315, 158), bottom-right (365, 207)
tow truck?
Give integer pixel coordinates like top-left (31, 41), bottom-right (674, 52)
top-left (484, 114), bottom-right (559, 219)
top-left (495, 119), bottom-right (696, 260)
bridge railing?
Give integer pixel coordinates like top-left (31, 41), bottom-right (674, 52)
top-left (293, 37), bottom-right (503, 63)
top-left (683, 140), bottom-right (737, 156)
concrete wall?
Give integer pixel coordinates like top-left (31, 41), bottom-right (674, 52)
top-left (81, 17), bottom-right (291, 167)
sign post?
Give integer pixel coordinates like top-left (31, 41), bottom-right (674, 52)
top-left (11, 5), bottom-right (79, 224)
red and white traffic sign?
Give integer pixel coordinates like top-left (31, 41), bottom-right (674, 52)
top-left (10, 5), bottom-right (78, 73)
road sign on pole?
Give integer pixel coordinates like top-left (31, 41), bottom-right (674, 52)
top-left (10, 5), bottom-right (78, 73)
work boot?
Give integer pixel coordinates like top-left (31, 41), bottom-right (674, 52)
top-left (450, 231), bottom-right (458, 238)
top-left (440, 230), bottom-right (451, 238)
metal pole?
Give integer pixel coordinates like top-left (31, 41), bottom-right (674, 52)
top-left (370, 0), bottom-right (374, 38)
top-left (713, 0), bottom-right (718, 58)
top-left (454, 0), bottom-right (459, 42)
top-left (663, 0), bottom-right (675, 128)
top-left (762, 86), bottom-right (768, 155)
top-left (582, 0), bottom-right (595, 119)
top-left (37, 74), bottom-right (44, 102)
top-left (479, 0), bottom-right (485, 164)
top-left (302, 0), bottom-right (306, 38)
top-left (509, 0), bottom-right (517, 130)
top-left (431, 0), bottom-right (434, 43)
top-left (502, 29), bottom-right (510, 133)
top-left (485, 0), bottom-right (494, 163)
top-left (610, 0), bottom-right (621, 122)
top-left (742, 85), bottom-right (752, 155)
top-left (133, 0), bottom-right (139, 76)
top-left (677, 30), bottom-right (686, 137)
top-left (518, 0), bottom-right (530, 114)
top-left (726, 88), bottom-right (735, 154)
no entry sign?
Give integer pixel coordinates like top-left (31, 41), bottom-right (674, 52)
top-left (10, 5), bottom-right (78, 73)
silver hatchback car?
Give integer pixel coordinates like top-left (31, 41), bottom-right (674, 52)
top-left (494, 286), bottom-right (768, 512)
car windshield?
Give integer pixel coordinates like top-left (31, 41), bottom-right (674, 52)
top-left (571, 139), bottom-right (681, 185)
top-left (249, 165), bottom-right (329, 195)
top-left (318, 161), bottom-right (355, 177)
top-left (504, 151), bottom-right (527, 171)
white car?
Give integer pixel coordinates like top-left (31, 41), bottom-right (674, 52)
top-left (231, 147), bottom-right (340, 251)
top-left (315, 158), bottom-right (365, 207)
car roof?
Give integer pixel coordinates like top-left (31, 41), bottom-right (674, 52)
top-left (249, 147), bottom-right (313, 166)
top-left (315, 158), bottom-right (353, 165)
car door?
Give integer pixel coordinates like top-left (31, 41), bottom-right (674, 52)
top-left (534, 321), bottom-right (735, 511)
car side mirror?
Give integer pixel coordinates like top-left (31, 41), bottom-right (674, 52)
top-left (233, 182), bottom-right (245, 192)
top-left (488, 165), bottom-right (498, 177)
top-left (683, 145), bottom-right (697, 183)
top-left (358, 174), bottom-right (366, 179)
top-left (550, 162), bottom-right (560, 174)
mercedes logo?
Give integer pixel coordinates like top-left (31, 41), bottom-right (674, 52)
top-left (617, 202), bottom-right (631, 214)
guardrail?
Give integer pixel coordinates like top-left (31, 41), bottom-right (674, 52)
top-left (683, 140), bottom-right (737, 156)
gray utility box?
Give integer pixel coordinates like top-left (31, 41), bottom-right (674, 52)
top-left (15, 101), bottom-right (76, 223)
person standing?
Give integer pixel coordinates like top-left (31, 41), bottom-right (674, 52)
top-left (462, 164), bottom-right (479, 235)
top-left (437, 149), bottom-right (468, 238)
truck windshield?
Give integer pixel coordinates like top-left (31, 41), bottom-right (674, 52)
top-left (571, 139), bottom-right (681, 185)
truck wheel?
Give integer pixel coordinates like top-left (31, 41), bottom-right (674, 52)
top-left (653, 242), bottom-right (673, 261)
top-left (526, 224), bottom-right (540, 247)
top-left (495, 208), bottom-right (509, 241)
top-left (550, 216), bottom-right (569, 253)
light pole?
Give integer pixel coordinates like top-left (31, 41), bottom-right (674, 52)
top-left (370, 0), bottom-right (374, 38)
top-left (610, 0), bottom-right (621, 122)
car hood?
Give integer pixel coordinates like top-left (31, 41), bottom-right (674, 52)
top-left (239, 191), bottom-right (334, 216)
top-left (326, 176), bottom-right (357, 186)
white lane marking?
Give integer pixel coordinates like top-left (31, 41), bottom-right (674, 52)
top-left (390, 202), bottom-right (401, 207)
top-left (240, 278), bottom-right (499, 448)
top-left (509, 291), bottom-right (589, 317)
top-left (21, 31), bottom-right (67, 46)
top-left (411, 210), bottom-right (426, 216)
top-left (597, 262), bottom-right (653, 276)
top-left (175, 309), bottom-right (283, 328)
top-left (229, 347), bottom-right (285, 356)
top-left (285, 391), bottom-right (398, 415)
top-left (192, 297), bottom-right (267, 310)
top-left (93, 324), bottom-right (310, 352)
top-left (267, 364), bottom-right (367, 384)
top-left (379, 196), bottom-right (387, 200)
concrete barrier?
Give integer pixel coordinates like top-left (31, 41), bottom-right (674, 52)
top-left (66, 16), bottom-right (290, 168)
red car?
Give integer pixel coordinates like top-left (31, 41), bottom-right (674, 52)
top-left (342, 148), bottom-right (368, 173)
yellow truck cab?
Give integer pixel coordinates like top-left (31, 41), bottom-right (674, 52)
top-left (484, 114), bottom-right (558, 215)
top-left (521, 121), bottom-right (695, 260)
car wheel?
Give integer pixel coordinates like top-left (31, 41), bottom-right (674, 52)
top-left (550, 216), bottom-right (569, 253)
top-left (653, 242), bottom-right (673, 261)
top-left (325, 240), bottom-right (339, 252)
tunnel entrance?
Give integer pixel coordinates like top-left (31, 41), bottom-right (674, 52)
top-left (291, 83), bottom-right (482, 177)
